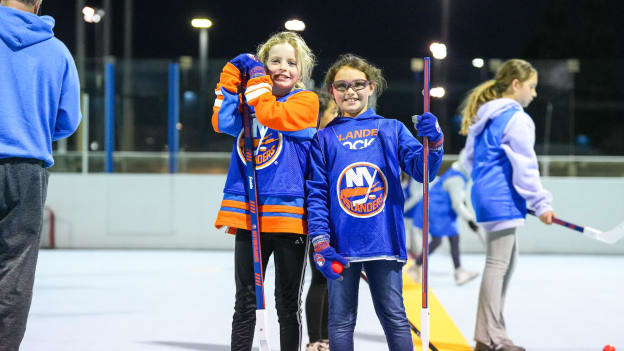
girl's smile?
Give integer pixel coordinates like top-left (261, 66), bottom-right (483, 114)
top-left (266, 43), bottom-right (300, 96)
top-left (331, 67), bottom-right (375, 118)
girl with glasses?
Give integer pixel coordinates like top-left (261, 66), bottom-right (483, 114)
top-left (211, 31), bottom-right (318, 351)
top-left (305, 54), bottom-right (444, 351)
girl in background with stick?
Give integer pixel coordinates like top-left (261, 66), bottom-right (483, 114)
top-left (306, 54), bottom-right (444, 351)
top-left (406, 148), bottom-right (481, 286)
top-left (460, 59), bottom-right (555, 351)
top-left (211, 31), bottom-right (318, 351)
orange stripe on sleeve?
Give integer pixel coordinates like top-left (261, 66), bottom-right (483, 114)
top-left (211, 63), bottom-right (242, 133)
top-left (211, 85), bottom-right (225, 133)
top-left (246, 79), bottom-right (319, 132)
top-left (219, 63), bottom-right (242, 93)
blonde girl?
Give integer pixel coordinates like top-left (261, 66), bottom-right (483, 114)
top-left (460, 59), bottom-right (555, 351)
top-left (211, 31), bottom-right (318, 351)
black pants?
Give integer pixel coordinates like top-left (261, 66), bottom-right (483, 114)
top-left (231, 229), bottom-right (308, 351)
top-left (0, 159), bottom-right (49, 351)
top-left (305, 247), bottom-right (328, 343)
top-left (417, 235), bottom-right (461, 269)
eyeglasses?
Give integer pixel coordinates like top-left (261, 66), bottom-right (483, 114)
top-left (331, 79), bottom-right (370, 92)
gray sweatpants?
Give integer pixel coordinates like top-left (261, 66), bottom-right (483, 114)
top-left (0, 159), bottom-right (49, 351)
top-left (474, 227), bottom-right (518, 347)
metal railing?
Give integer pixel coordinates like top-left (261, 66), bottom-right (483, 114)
top-left (49, 152), bottom-right (624, 177)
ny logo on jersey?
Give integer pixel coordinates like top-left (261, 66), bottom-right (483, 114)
top-left (336, 162), bottom-right (387, 218)
top-left (236, 120), bottom-right (283, 169)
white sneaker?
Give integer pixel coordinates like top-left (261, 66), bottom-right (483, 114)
top-left (407, 263), bottom-right (422, 283)
top-left (455, 267), bottom-right (479, 286)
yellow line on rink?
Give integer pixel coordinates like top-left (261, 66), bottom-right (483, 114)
top-left (403, 263), bottom-right (472, 351)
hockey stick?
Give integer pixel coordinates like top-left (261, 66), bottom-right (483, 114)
top-left (240, 73), bottom-right (271, 351)
top-left (468, 221), bottom-right (486, 246)
top-left (360, 272), bottom-right (439, 351)
top-left (420, 56), bottom-right (431, 351)
top-left (527, 209), bottom-right (624, 244)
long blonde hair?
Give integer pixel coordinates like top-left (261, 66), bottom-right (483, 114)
top-left (459, 59), bottom-right (536, 135)
top-left (256, 31), bottom-right (315, 90)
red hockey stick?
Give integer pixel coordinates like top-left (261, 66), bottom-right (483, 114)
top-left (527, 209), bottom-right (624, 244)
top-left (420, 56), bottom-right (431, 351)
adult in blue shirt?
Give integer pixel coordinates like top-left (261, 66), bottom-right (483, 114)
top-left (0, 1), bottom-right (81, 349)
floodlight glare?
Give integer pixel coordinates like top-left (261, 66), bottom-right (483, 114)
top-left (191, 18), bottom-right (213, 29)
top-left (82, 7), bottom-right (105, 23)
top-left (82, 6), bottom-right (95, 23)
top-left (472, 58), bottom-right (485, 68)
top-left (285, 19), bottom-right (306, 31)
top-left (82, 7), bottom-right (95, 17)
top-left (430, 86), bottom-right (446, 98)
top-left (429, 42), bottom-right (447, 60)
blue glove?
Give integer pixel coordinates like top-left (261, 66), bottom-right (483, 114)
top-left (229, 53), bottom-right (266, 79)
top-left (311, 235), bottom-right (348, 281)
top-left (412, 112), bottom-right (444, 149)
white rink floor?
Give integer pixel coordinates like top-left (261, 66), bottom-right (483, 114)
top-left (22, 249), bottom-right (624, 351)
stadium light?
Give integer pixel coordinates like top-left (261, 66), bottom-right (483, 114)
top-left (285, 19), bottom-right (306, 32)
top-left (472, 58), bottom-right (485, 68)
top-left (190, 17), bottom-right (213, 97)
top-left (191, 18), bottom-right (213, 29)
top-left (429, 42), bottom-right (447, 60)
top-left (430, 86), bottom-right (446, 98)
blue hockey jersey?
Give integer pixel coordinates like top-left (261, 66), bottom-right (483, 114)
top-left (212, 63), bottom-right (319, 234)
top-left (306, 109), bottom-right (443, 262)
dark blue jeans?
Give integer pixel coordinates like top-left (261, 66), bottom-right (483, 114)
top-left (328, 260), bottom-right (413, 351)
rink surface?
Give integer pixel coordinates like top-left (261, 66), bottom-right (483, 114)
top-left (22, 249), bottom-right (624, 351)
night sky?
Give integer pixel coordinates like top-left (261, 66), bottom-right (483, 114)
top-left (35, 1), bottom-right (624, 155)
top-left (43, 0), bottom-right (623, 61)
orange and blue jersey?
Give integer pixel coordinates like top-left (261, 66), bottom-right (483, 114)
top-left (212, 63), bottom-right (319, 235)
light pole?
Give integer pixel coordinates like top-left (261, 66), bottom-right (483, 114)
top-left (191, 18), bottom-right (212, 128)
top-left (191, 18), bottom-right (212, 86)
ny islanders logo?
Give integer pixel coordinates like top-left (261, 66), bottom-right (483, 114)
top-left (337, 162), bottom-right (387, 218)
top-left (236, 122), bottom-right (283, 169)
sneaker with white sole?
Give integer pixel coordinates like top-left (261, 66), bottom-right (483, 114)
top-left (455, 267), bottom-right (479, 286)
